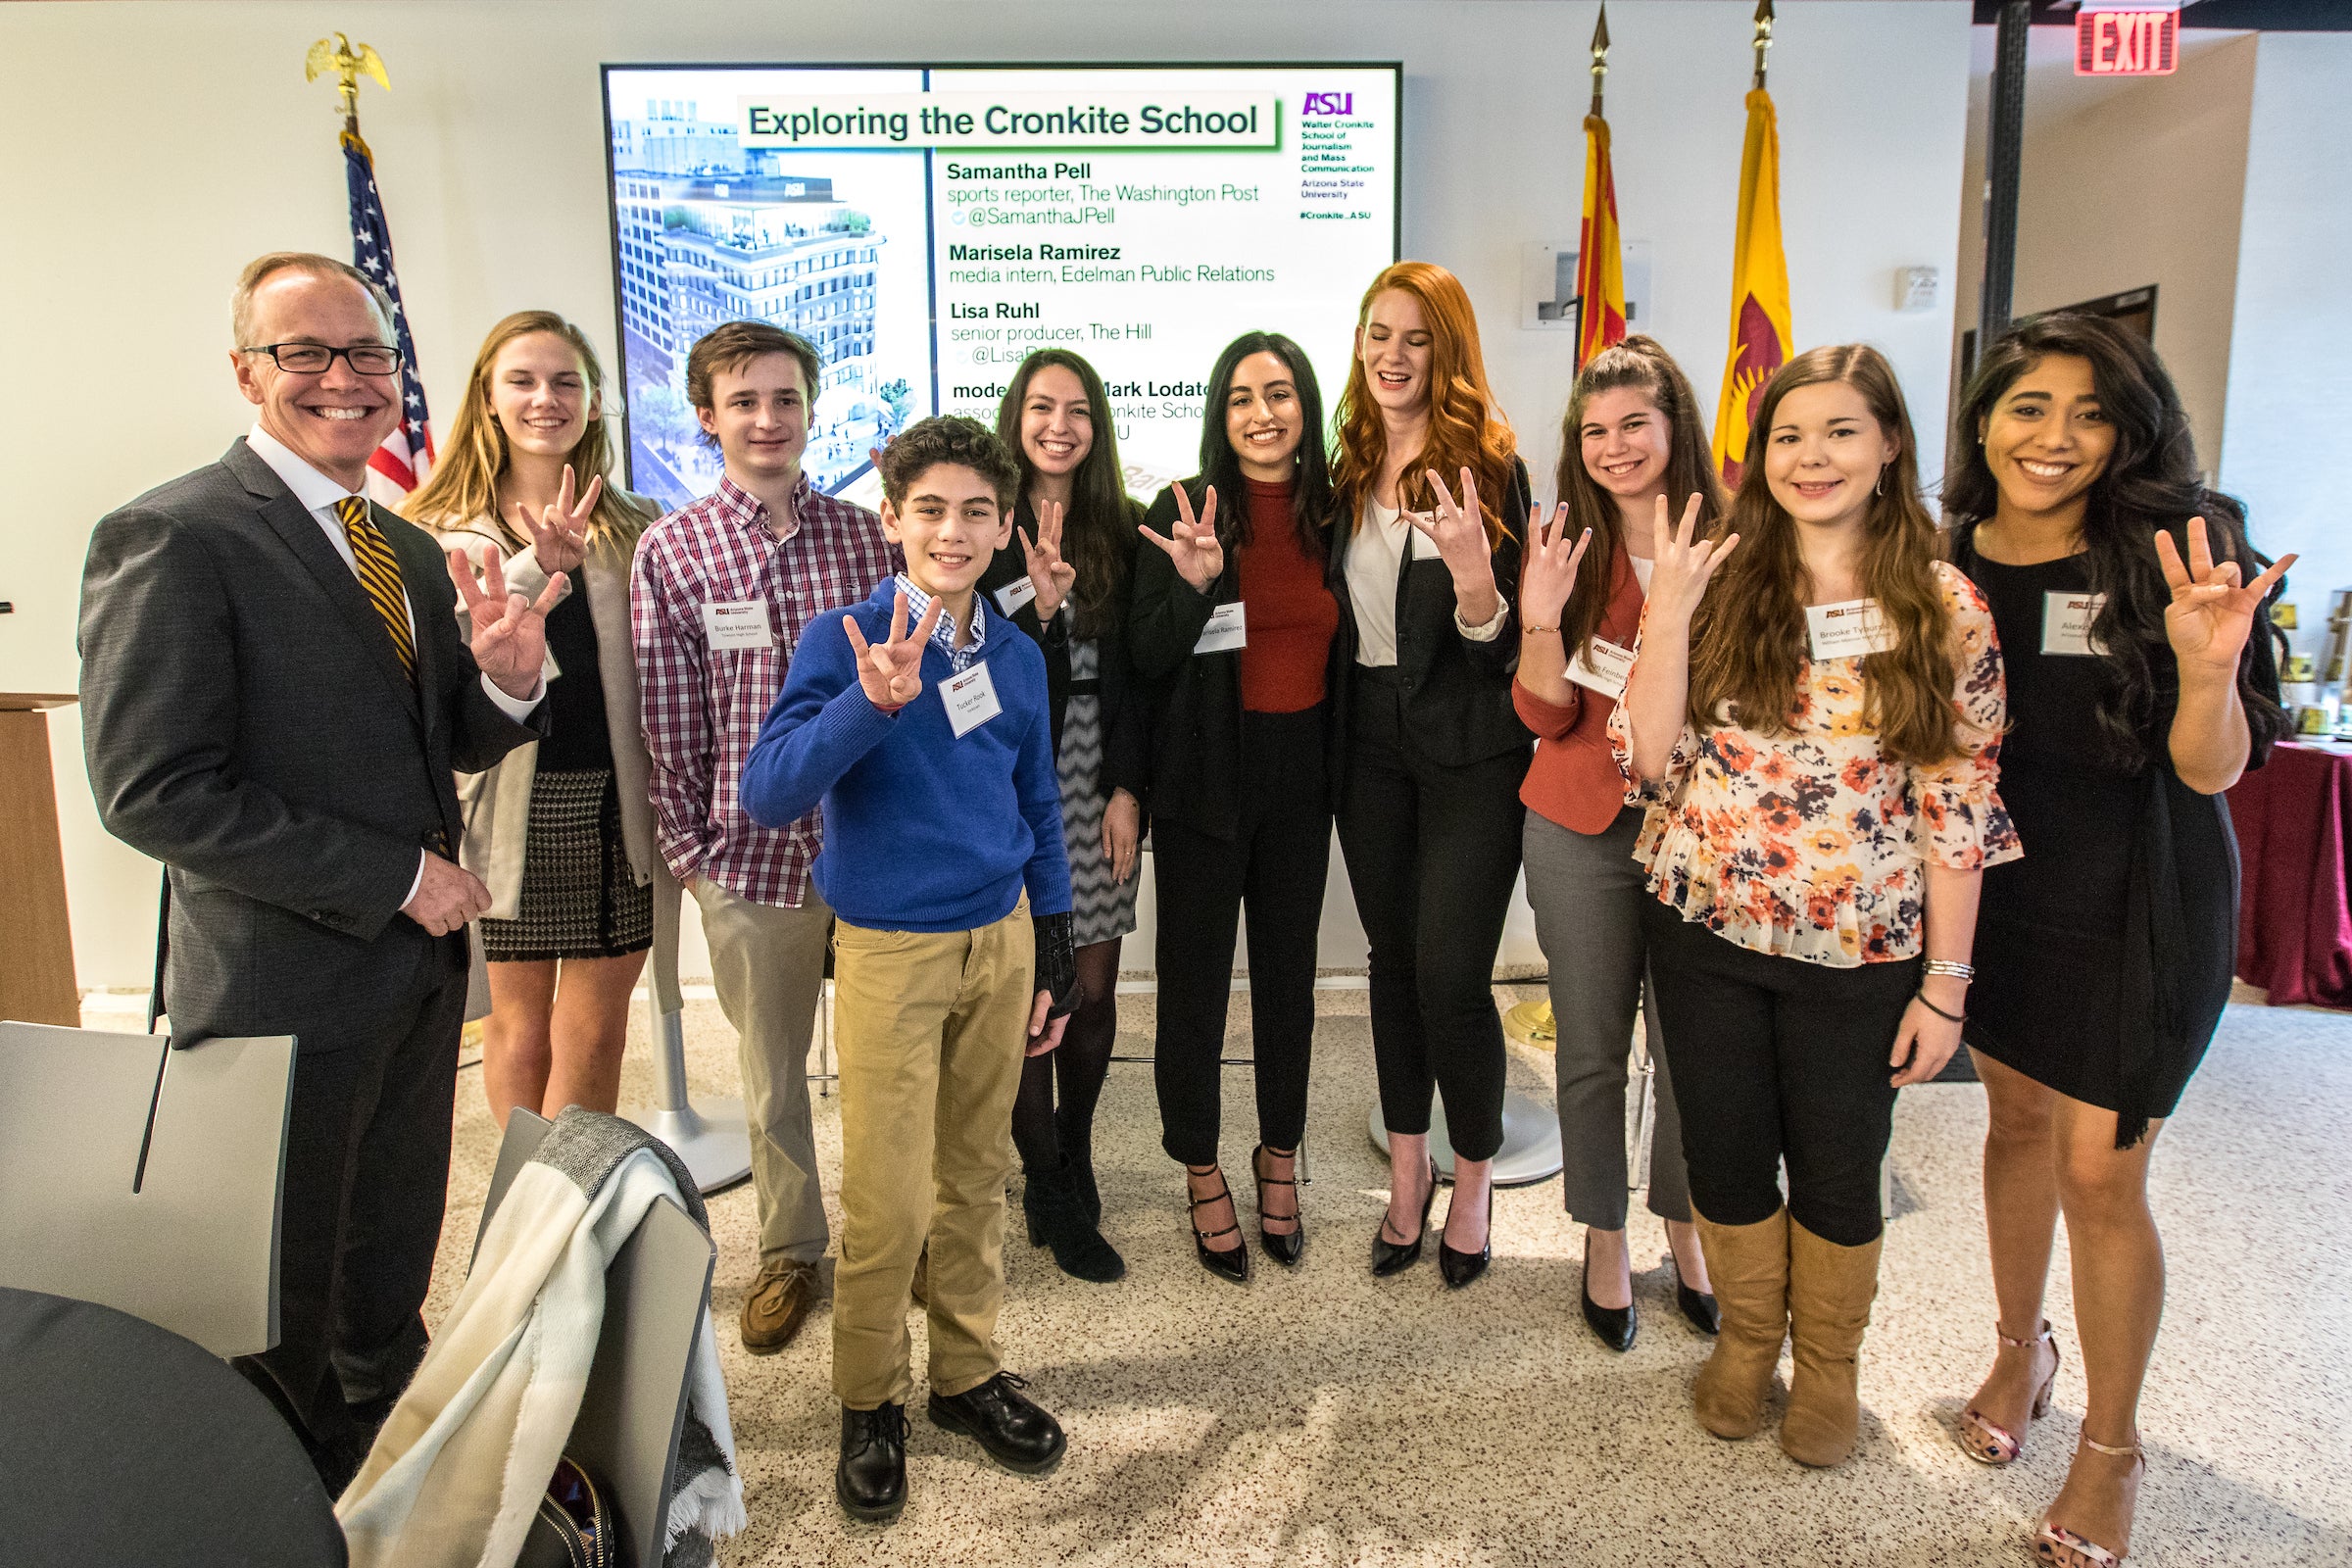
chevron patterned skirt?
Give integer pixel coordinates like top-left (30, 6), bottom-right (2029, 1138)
top-left (1058, 640), bottom-right (1139, 950)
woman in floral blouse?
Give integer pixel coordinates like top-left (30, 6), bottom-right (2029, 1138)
top-left (1612, 343), bottom-right (2019, 1470)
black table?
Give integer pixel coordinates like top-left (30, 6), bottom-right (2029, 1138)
top-left (0, 1287), bottom-right (346, 1567)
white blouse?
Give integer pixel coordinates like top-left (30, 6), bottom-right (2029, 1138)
top-left (1345, 499), bottom-right (1422, 667)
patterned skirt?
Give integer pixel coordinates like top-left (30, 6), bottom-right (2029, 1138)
top-left (1059, 640), bottom-right (1141, 950)
top-left (480, 767), bottom-right (654, 962)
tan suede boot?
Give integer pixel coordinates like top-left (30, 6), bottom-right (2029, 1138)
top-left (1780, 1217), bottom-right (1885, 1467)
top-left (1691, 1206), bottom-right (1789, 1440)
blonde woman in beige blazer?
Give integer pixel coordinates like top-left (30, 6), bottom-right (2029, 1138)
top-left (407, 311), bottom-right (678, 1125)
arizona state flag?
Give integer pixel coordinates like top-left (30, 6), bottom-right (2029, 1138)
top-left (1711, 88), bottom-right (1793, 488)
top-left (1576, 114), bottom-right (1626, 367)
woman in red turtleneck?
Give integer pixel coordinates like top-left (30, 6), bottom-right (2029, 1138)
top-left (1129, 332), bottom-right (1340, 1283)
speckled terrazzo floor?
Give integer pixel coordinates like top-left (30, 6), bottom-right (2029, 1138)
top-left (420, 983), bottom-right (2352, 1567)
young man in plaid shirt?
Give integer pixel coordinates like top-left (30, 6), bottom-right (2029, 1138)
top-left (630, 321), bottom-right (900, 1353)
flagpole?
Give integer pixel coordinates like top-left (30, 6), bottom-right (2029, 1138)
top-left (1591, 2), bottom-right (1610, 119)
top-left (305, 32), bottom-right (390, 139)
top-left (1752, 0), bottom-right (1776, 91)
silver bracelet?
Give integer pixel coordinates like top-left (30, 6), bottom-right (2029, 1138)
top-left (1923, 959), bottom-right (1976, 982)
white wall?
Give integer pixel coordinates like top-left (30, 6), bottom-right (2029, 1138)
top-left (2220, 31), bottom-right (2352, 666)
top-left (1949, 24), bottom-right (2258, 471)
top-left (0, 0), bottom-right (1975, 989)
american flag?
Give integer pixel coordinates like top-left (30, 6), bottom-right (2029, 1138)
top-left (342, 129), bottom-right (435, 503)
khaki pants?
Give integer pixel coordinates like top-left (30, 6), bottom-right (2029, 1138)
top-left (831, 899), bottom-right (1034, 1409)
top-left (690, 876), bottom-right (831, 1266)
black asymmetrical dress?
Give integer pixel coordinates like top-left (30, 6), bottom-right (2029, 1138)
top-left (1952, 526), bottom-right (2279, 1145)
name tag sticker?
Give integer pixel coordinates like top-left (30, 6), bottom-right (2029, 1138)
top-left (992, 575), bottom-right (1038, 617)
top-left (941, 662), bottom-right (1004, 738)
top-left (1806, 598), bottom-right (1897, 661)
top-left (1565, 637), bottom-right (1637, 701)
top-left (2041, 591), bottom-right (2109, 656)
top-left (1194, 601), bottom-right (1248, 655)
top-left (701, 600), bottom-right (774, 651)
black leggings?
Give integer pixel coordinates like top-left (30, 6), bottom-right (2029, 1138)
top-left (1337, 668), bottom-right (1527, 1163)
top-left (1153, 707), bottom-right (1329, 1166)
top-left (1642, 901), bottom-right (1921, 1247)
top-left (1010, 940), bottom-right (1120, 1176)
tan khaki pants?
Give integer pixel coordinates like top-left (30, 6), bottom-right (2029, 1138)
top-left (690, 876), bottom-right (831, 1266)
top-left (831, 899), bottom-right (1034, 1409)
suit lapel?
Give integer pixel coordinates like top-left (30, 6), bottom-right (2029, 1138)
top-left (227, 442), bottom-right (424, 728)
top-left (380, 504), bottom-right (447, 733)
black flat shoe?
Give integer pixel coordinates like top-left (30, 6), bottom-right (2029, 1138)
top-left (1438, 1180), bottom-right (1494, 1290)
top-left (1580, 1233), bottom-right (1637, 1350)
top-left (836, 1401), bottom-right (909, 1523)
top-left (1027, 1157), bottom-right (1126, 1283)
top-left (1252, 1143), bottom-right (1303, 1266)
top-left (1671, 1248), bottom-right (1721, 1336)
top-left (927, 1372), bottom-right (1065, 1475)
top-left (1371, 1157), bottom-right (1440, 1277)
top-left (1186, 1163), bottom-right (1250, 1284)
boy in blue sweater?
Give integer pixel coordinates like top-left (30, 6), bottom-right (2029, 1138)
top-left (740, 416), bottom-right (1077, 1525)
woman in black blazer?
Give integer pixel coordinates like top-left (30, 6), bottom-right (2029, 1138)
top-left (1327, 262), bottom-right (1533, 1290)
top-left (976, 349), bottom-right (1148, 1285)
top-left (1130, 332), bottom-right (1341, 1282)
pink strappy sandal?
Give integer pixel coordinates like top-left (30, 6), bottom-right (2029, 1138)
top-left (2034, 1436), bottom-right (2145, 1567)
top-left (1956, 1320), bottom-right (2060, 1465)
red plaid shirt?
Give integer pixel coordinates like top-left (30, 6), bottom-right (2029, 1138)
top-left (631, 472), bottom-right (901, 906)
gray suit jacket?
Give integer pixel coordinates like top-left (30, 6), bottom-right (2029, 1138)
top-left (78, 438), bottom-right (546, 1046)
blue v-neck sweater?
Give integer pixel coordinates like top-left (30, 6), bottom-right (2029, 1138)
top-left (740, 577), bottom-right (1072, 932)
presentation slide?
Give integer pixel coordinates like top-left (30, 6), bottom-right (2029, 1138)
top-left (602, 64), bottom-right (1400, 510)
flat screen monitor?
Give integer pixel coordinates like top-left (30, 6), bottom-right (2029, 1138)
top-left (602, 63), bottom-right (1402, 511)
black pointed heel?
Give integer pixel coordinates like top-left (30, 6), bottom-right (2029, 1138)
top-left (1252, 1144), bottom-right (1303, 1266)
top-left (1438, 1180), bottom-right (1494, 1290)
top-left (1371, 1157), bottom-right (1440, 1277)
top-left (1671, 1246), bottom-right (1721, 1337)
top-left (1186, 1163), bottom-right (1250, 1284)
top-left (1579, 1232), bottom-right (1637, 1350)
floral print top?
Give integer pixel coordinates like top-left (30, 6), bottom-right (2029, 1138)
top-left (1607, 562), bottom-right (2022, 968)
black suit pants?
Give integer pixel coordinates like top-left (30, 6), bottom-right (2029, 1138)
top-left (227, 930), bottom-right (467, 1484)
top-left (1337, 668), bottom-right (1527, 1163)
top-left (1152, 707), bottom-right (1330, 1166)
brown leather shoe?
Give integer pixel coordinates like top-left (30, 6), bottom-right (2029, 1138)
top-left (740, 1258), bottom-right (817, 1354)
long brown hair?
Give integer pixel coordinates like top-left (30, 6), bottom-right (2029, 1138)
top-left (1553, 335), bottom-right (1727, 668)
top-left (1689, 343), bottom-right (1964, 765)
top-left (404, 311), bottom-right (647, 551)
top-left (1332, 261), bottom-right (1518, 545)
top-left (994, 349), bottom-right (1130, 641)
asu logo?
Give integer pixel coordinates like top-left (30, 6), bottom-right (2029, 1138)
top-left (1302, 92), bottom-right (1354, 117)
top-left (1720, 295), bottom-right (1786, 489)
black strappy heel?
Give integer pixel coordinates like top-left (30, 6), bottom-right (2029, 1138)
top-left (1186, 1163), bottom-right (1250, 1284)
top-left (1252, 1144), bottom-right (1303, 1266)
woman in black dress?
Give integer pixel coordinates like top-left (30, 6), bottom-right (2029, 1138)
top-left (1942, 314), bottom-right (2291, 1568)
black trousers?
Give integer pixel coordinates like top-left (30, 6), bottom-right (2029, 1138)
top-left (1336, 669), bottom-right (1527, 1163)
top-left (224, 932), bottom-right (467, 1486)
top-left (1642, 902), bottom-right (1920, 1246)
top-left (1153, 707), bottom-right (1330, 1166)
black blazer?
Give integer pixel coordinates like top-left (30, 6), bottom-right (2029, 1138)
top-left (1128, 481), bottom-right (1342, 842)
top-left (974, 494), bottom-right (1151, 804)
top-left (77, 438), bottom-right (545, 1044)
top-left (1325, 458), bottom-right (1536, 793)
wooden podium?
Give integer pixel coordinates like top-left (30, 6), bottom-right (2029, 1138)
top-left (1, 695), bottom-right (79, 1026)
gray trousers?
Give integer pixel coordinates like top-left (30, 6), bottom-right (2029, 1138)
top-left (1523, 807), bottom-right (1692, 1228)
top-left (691, 875), bottom-right (833, 1266)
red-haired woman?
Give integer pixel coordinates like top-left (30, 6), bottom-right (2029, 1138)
top-left (1613, 344), bottom-right (2017, 1467)
top-left (1328, 262), bottom-right (1532, 1289)
top-left (406, 311), bottom-right (670, 1126)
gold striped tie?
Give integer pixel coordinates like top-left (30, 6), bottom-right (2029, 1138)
top-left (335, 495), bottom-right (416, 683)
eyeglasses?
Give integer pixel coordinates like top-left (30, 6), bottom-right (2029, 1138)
top-left (240, 342), bottom-right (404, 375)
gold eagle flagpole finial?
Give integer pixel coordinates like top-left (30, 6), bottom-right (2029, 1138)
top-left (1751, 0), bottom-right (1776, 92)
top-left (1590, 3), bottom-right (1611, 119)
top-left (305, 32), bottom-right (390, 136)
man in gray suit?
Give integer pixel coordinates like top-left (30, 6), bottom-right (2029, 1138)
top-left (78, 252), bottom-right (564, 1488)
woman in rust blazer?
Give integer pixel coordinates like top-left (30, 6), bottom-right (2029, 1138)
top-left (1515, 336), bottom-right (1727, 1350)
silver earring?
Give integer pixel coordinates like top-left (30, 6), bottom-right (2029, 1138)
top-left (1875, 467), bottom-right (1887, 496)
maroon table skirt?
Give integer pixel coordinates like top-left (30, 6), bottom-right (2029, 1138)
top-left (2230, 739), bottom-right (2352, 1009)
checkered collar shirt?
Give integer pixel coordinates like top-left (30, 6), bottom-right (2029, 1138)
top-left (892, 573), bottom-right (990, 674)
top-left (631, 470), bottom-right (901, 907)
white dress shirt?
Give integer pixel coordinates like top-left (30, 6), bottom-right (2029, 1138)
top-left (1345, 498), bottom-right (1507, 666)
top-left (247, 423), bottom-right (543, 905)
